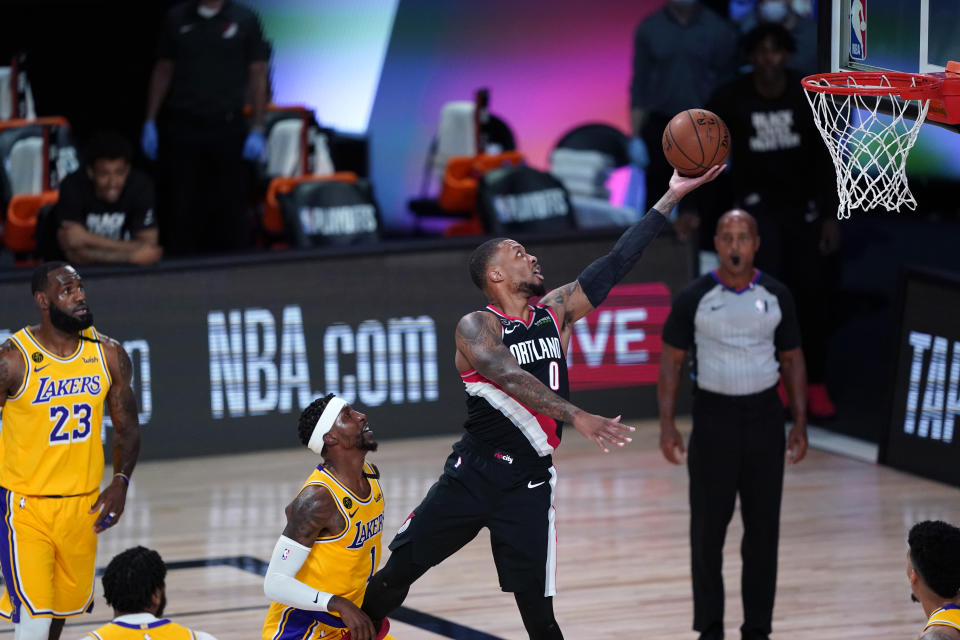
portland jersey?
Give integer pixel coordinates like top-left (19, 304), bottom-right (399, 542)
top-left (0, 326), bottom-right (111, 495)
top-left (460, 304), bottom-right (568, 458)
top-left (269, 461), bottom-right (384, 612)
top-left (85, 618), bottom-right (199, 639)
top-left (924, 604), bottom-right (960, 633)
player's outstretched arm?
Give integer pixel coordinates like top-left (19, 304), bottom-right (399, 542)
top-left (456, 311), bottom-right (633, 452)
top-left (265, 485), bottom-right (377, 640)
top-left (91, 336), bottom-right (141, 533)
top-left (0, 339), bottom-right (25, 409)
top-left (542, 166), bottom-right (726, 331)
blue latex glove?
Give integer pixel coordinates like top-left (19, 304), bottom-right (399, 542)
top-left (628, 136), bottom-right (650, 169)
top-left (242, 130), bottom-right (266, 161)
top-left (141, 120), bottom-right (158, 160)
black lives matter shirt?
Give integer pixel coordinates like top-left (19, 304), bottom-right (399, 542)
top-left (55, 169), bottom-right (156, 241)
top-left (459, 304), bottom-right (569, 458)
top-left (708, 70), bottom-right (830, 211)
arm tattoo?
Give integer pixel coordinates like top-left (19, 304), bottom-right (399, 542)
top-left (456, 313), bottom-right (578, 423)
top-left (539, 282), bottom-right (581, 330)
top-left (104, 340), bottom-right (141, 477)
top-left (282, 485), bottom-right (342, 545)
top-left (652, 188), bottom-right (681, 216)
top-left (0, 340), bottom-right (24, 401)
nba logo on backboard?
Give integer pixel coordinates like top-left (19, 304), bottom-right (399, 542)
top-left (849, 0), bottom-right (867, 61)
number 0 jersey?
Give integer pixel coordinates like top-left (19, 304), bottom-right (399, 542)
top-left (0, 327), bottom-right (111, 495)
top-left (459, 304), bottom-right (569, 458)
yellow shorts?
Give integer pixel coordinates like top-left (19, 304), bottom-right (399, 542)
top-left (262, 603), bottom-right (397, 640)
top-left (0, 487), bottom-right (99, 620)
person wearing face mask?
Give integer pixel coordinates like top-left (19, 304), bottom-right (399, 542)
top-left (658, 209), bottom-right (808, 640)
top-left (737, 0), bottom-right (817, 75)
top-left (629, 0), bottom-right (738, 212)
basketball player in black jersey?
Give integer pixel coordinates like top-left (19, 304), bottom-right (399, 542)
top-left (361, 166), bottom-right (724, 639)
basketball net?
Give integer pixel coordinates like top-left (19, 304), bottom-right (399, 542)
top-left (803, 74), bottom-right (930, 219)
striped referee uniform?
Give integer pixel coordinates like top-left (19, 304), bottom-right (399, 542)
top-left (662, 268), bottom-right (801, 639)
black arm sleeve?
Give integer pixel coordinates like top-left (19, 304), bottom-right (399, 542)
top-left (576, 208), bottom-right (667, 308)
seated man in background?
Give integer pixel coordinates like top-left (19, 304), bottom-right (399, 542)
top-left (53, 131), bottom-right (162, 265)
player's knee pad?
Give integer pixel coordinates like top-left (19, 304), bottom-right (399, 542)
top-left (13, 613), bottom-right (52, 640)
top-left (514, 591), bottom-right (563, 640)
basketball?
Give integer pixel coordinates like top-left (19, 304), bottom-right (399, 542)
top-left (661, 109), bottom-right (730, 177)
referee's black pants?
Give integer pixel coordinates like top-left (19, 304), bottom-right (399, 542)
top-left (688, 386), bottom-right (785, 638)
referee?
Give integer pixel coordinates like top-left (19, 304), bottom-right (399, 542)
top-left (657, 208), bottom-right (808, 640)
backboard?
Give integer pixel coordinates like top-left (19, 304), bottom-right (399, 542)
top-left (822, 0), bottom-right (960, 74)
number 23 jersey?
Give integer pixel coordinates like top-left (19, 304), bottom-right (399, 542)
top-left (0, 327), bottom-right (111, 496)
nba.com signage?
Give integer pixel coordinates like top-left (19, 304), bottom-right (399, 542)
top-left (0, 233), bottom-right (688, 459)
top-left (882, 268), bottom-right (960, 487)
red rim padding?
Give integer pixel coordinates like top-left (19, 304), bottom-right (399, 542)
top-left (802, 71), bottom-right (941, 99)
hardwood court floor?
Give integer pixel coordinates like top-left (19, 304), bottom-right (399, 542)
top-left (21, 420), bottom-right (960, 639)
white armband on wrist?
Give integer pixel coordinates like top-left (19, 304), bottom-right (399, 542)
top-left (263, 535), bottom-right (333, 611)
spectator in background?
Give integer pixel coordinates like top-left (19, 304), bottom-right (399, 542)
top-left (142, 0), bottom-right (270, 257)
top-left (51, 131), bottom-right (162, 265)
top-left (736, 0), bottom-right (817, 75)
top-left (699, 23), bottom-right (839, 418)
top-left (629, 0), bottom-right (738, 212)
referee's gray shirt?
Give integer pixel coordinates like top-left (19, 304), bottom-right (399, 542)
top-left (662, 270), bottom-right (801, 396)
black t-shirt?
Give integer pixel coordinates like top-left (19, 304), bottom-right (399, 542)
top-left (157, 0), bottom-right (271, 118)
top-left (707, 70), bottom-right (831, 212)
top-left (55, 168), bottom-right (156, 241)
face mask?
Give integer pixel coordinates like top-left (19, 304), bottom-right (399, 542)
top-left (759, 0), bottom-right (789, 22)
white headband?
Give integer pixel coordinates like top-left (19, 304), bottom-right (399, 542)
top-left (307, 397), bottom-right (347, 455)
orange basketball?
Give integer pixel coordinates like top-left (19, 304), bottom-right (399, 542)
top-left (661, 109), bottom-right (730, 177)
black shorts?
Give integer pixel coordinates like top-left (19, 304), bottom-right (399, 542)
top-left (389, 433), bottom-right (558, 596)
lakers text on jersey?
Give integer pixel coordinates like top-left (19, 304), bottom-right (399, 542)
top-left (261, 461), bottom-right (385, 640)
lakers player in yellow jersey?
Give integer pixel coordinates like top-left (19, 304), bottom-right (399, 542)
top-left (261, 394), bottom-right (393, 640)
top-left (908, 521), bottom-right (960, 640)
top-left (83, 546), bottom-right (216, 640)
top-left (0, 263), bottom-right (141, 640)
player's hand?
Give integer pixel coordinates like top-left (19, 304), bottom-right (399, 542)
top-left (90, 476), bottom-right (129, 533)
top-left (786, 423), bottom-right (808, 465)
top-left (329, 596), bottom-right (376, 640)
top-left (572, 412), bottom-right (634, 453)
top-left (668, 165), bottom-right (725, 199)
top-left (659, 423), bottom-right (686, 465)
